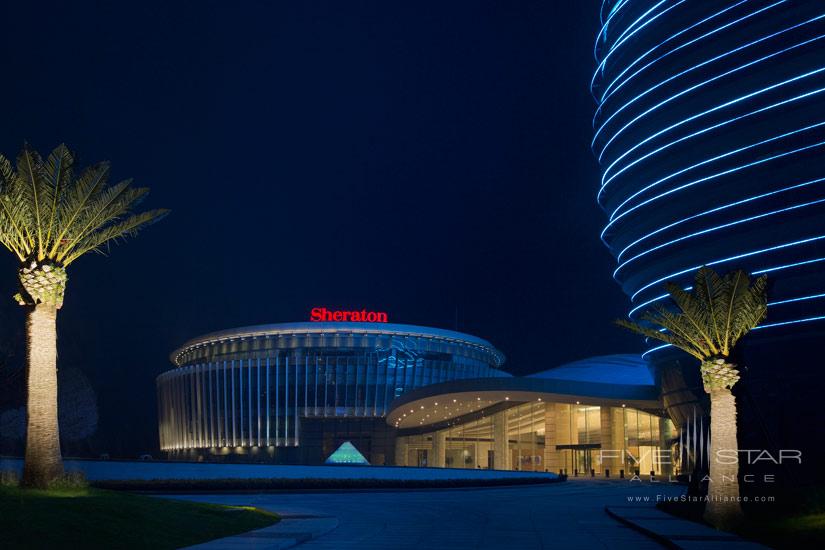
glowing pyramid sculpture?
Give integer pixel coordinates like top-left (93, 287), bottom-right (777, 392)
top-left (325, 441), bottom-right (370, 465)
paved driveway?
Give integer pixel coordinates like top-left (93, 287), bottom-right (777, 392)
top-left (170, 479), bottom-right (683, 549)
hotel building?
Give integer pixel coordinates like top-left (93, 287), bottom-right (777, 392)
top-left (157, 320), bottom-right (674, 475)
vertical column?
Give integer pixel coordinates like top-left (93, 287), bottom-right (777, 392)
top-left (492, 410), bottom-right (510, 471)
top-left (395, 437), bottom-right (408, 466)
top-left (239, 359), bottom-right (244, 446)
top-left (248, 357), bottom-right (253, 447)
top-left (208, 362), bottom-right (215, 448)
top-left (544, 402), bottom-right (562, 473)
top-left (275, 354), bottom-right (280, 445)
top-left (554, 403), bottom-right (576, 474)
top-left (599, 406), bottom-right (625, 475)
top-left (284, 355), bottom-right (289, 444)
top-left (431, 430), bottom-right (447, 467)
top-left (659, 416), bottom-right (672, 476)
top-left (294, 355), bottom-right (299, 446)
top-left (256, 357), bottom-right (261, 447)
top-left (230, 360), bottom-right (236, 447)
top-left (265, 356), bottom-right (271, 446)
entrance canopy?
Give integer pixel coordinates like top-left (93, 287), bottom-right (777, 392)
top-left (387, 355), bottom-right (660, 430)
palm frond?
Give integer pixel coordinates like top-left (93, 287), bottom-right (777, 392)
top-left (63, 208), bottom-right (169, 264)
top-left (730, 274), bottom-right (767, 347)
top-left (54, 182), bottom-right (146, 263)
top-left (694, 267), bottom-right (725, 350)
top-left (47, 161), bottom-right (110, 257)
top-left (42, 144), bottom-right (73, 250)
top-left (614, 318), bottom-right (705, 360)
top-left (16, 145), bottom-right (49, 259)
top-left (0, 144), bottom-right (167, 267)
top-left (0, 155), bottom-right (32, 260)
top-left (645, 304), bottom-right (714, 357)
top-left (664, 282), bottom-right (718, 355)
top-left (616, 267), bottom-right (768, 361)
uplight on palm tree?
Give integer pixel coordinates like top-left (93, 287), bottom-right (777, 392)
top-left (616, 266), bottom-right (767, 530)
top-left (0, 144), bottom-right (167, 487)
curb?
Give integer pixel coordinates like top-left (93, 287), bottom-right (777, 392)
top-left (605, 506), bottom-right (768, 549)
top-left (185, 512), bottom-right (339, 549)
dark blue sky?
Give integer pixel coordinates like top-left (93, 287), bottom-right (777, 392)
top-left (0, 1), bottom-right (640, 454)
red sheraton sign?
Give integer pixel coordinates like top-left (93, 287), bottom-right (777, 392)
top-left (310, 307), bottom-right (388, 323)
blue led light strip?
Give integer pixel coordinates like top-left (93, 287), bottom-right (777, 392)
top-left (595, 0), bottom-right (632, 61)
top-left (595, 0), bottom-right (787, 131)
top-left (769, 293), bottom-right (825, 306)
top-left (631, 234), bottom-right (825, 302)
top-left (616, 176), bottom-right (825, 263)
top-left (614, 196), bottom-right (825, 280)
top-left (600, 0), bottom-right (629, 28)
top-left (596, 0), bottom-right (787, 109)
top-left (607, 117), bottom-right (825, 222)
top-left (756, 315), bottom-right (825, 329)
top-left (597, 61), bottom-right (825, 164)
top-left (642, 314), bottom-right (825, 359)
top-left (602, 136), bottom-right (825, 241)
top-left (629, 256), bottom-right (825, 318)
top-left (598, 0), bottom-right (757, 106)
top-left (592, 0), bottom-right (682, 94)
top-left (600, 83), bottom-right (825, 199)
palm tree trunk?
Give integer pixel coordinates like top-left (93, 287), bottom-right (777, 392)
top-left (704, 385), bottom-right (743, 529)
top-left (22, 303), bottom-right (63, 487)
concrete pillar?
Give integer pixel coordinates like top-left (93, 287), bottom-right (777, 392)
top-left (544, 402), bottom-right (562, 473)
top-left (492, 411), bottom-right (511, 470)
top-left (659, 416), bottom-right (672, 476)
top-left (599, 407), bottom-right (625, 475)
top-left (552, 403), bottom-right (576, 474)
top-left (394, 437), bottom-right (408, 466)
top-left (431, 430), bottom-right (446, 467)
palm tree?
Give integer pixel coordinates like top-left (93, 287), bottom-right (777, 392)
top-left (0, 144), bottom-right (167, 488)
top-left (616, 266), bottom-right (767, 530)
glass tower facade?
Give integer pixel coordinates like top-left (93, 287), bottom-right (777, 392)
top-left (593, 0), bottom-right (825, 359)
top-left (592, 1), bottom-right (825, 469)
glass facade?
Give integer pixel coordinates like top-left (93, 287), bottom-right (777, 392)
top-left (157, 323), bottom-right (506, 454)
top-left (395, 401), bottom-right (675, 476)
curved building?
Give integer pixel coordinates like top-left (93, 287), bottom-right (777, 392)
top-left (389, 354), bottom-right (673, 474)
top-left (158, 321), bottom-right (675, 472)
top-left (592, 1), bottom-right (825, 451)
top-left (157, 321), bottom-right (507, 464)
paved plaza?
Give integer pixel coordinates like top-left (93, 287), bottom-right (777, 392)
top-left (171, 479), bottom-right (686, 549)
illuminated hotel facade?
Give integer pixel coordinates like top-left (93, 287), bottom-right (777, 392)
top-left (157, 318), bottom-right (675, 474)
top-left (592, 0), bottom-right (825, 452)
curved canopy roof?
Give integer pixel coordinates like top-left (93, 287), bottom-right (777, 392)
top-left (386, 353), bottom-right (660, 430)
top-left (528, 354), bottom-right (653, 386)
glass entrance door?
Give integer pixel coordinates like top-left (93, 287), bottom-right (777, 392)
top-left (574, 449), bottom-right (592, 475)
top-left (559, 445), bottom-right (601, 475)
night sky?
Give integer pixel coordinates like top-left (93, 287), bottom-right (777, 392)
top-left (0, 1), bottom-right (641, 455)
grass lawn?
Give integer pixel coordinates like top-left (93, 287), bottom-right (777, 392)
top-left (658, 500), bottom-right (825, 548)
top-left (0, 486), bottom-right (278, 549)
top-left (736, 512), bottom-right (825, 548)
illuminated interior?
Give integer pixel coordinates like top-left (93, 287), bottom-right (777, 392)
top-left (394, 400), bottom-right (674, 475)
